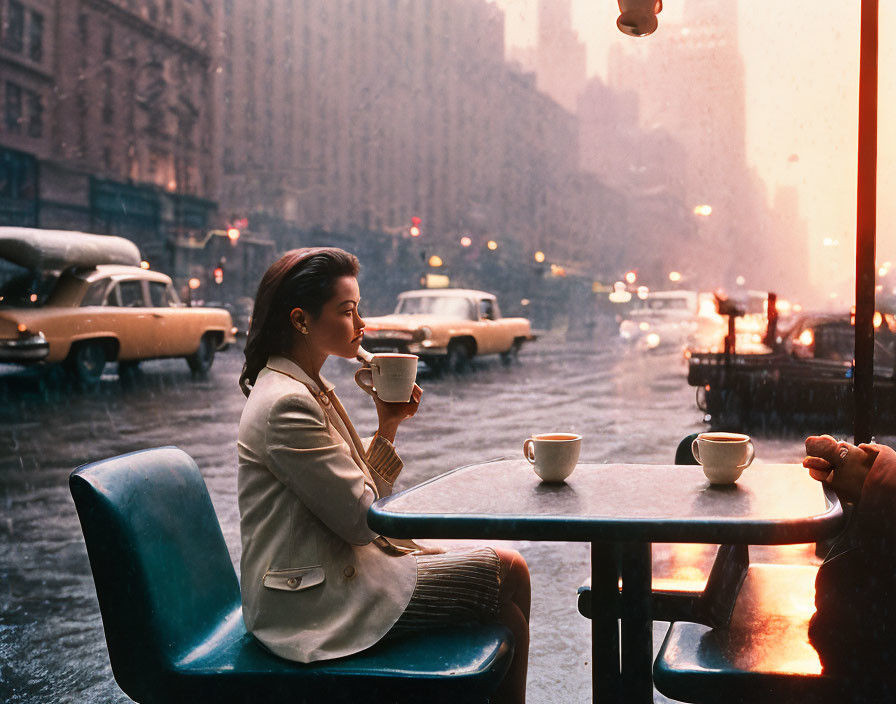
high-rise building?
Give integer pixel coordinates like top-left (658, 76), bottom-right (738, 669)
top-left (607, 0), bottom-right (783, 289)
top-left (534, 0), bottom-right (587, 114)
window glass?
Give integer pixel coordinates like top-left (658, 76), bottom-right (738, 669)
top-left (396, 296), bottom-right (476, 320)
top-left (80, 280), bottom-right (110, 307)
top-left (148, 281), bottom-right (178, 307)
top-left (5, 82), bottom-right (22, 133)
top-left (28, 10), bottom-right (42, 62)
top-left (117, 280), bottom-right (145, 307)
top-left (3, 0), bottom-right (24, 53)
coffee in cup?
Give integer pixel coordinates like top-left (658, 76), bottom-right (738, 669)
top-left (354, 353), bottom-right (418, 402)
top-left (523, 433), bottom-right (581, 483)
top-left (691, 432), bottom-right (755, 484)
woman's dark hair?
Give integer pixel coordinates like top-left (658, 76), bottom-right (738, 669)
top-left (239, 247), bottom-right (360, 397)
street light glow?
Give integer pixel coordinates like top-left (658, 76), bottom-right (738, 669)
top-left (428, 255), bottom-right (443, 267)
top-left (487, 240), bottom-right (498, 250)
top-left (669, 271), bottom-right (681, 282)
top-left (140, 260), bottom-right (150, 269)
top-left (460, 236), bottom-right (472, 247)
top-left (188, 278), bottom-right (201, 290)
top-left (735, 275), bottom-right (746, 286)
top-left (625, 270), bottom-right (637, 284)
top-left (534, 250), bottom-right (545, 263)
top-left (227, 227), bottom-right (241, 242)
top-left (693, 204), bottom-right (712, 216)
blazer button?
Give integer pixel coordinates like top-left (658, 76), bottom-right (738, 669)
top-left (343, 566), bottom-right (356, 578)
top-left (286, 577), bottom-right (300, 589)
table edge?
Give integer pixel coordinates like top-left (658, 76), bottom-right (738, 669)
top-left (369, 465), bottom-right (844, 544)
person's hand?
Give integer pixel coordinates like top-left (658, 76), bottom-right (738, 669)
top-left (368, 383), bottom-right (423, 442)
top-left (803, 434), bottom-right (881, 504)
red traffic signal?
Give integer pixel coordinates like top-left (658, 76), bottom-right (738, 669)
top-left (213, 266), bottom-right (224, 284)
top-left (410, 216), bottom-right (422, 237)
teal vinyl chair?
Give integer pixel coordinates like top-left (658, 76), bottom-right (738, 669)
top-left (70, 447), bottom-right (512, 703)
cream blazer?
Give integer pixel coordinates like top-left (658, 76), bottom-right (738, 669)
top-left (237, 355), bottom-right (417, 662)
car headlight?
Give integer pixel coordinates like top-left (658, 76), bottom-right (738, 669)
top-left (646, 333), bottom-right (661, 349)
top-left (418, 326), bottom-right (432, 341)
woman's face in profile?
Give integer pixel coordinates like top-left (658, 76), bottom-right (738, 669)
top-left (304, 275), bottom-right (365, 360)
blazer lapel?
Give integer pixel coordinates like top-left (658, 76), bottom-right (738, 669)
top-left (266, 356), bottom-right (377, 487)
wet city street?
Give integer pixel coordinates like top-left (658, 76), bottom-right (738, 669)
top-left (1, 334), bottom-right (820, 703)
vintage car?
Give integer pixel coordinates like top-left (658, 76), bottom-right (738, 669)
top-left (361, 288), bottom-right (533, 372)
top-left (687, 311), bottom-right (896, 429)
top-left (618, 290), bottom-right (709, 352)
top-left (0, 228), bottom-right (236, 383)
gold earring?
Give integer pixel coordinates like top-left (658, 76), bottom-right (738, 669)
top-left (299, 325), bottom-right (309, 335)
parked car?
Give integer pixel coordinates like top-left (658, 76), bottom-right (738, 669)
top-left (0, 228), bottom-right (236, 383)
top-left (687, 311), bottom-right (896, 429)
top-left (361, 288), bottom-right (534, 372)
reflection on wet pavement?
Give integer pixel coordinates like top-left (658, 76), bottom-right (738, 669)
top-left (0, 336), bottom-right (833, 702)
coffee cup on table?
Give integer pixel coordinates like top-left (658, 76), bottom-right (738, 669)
top-left (691, 432), bottom-right (755, 484)
top-left (523, 433), bottom-right (581, 483)
top-left (354, 353), bottom-right (418, 402)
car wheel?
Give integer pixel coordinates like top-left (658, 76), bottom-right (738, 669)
top-left (446, 341), bottom-right (471, 374)
top-left (187, 334), bottom-right (216, 374)
top-left (500, 340), bottom-right (522, 366)
top-left (67, 341), bottom-right (107, 384)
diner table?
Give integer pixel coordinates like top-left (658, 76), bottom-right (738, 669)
top-left (368, 459), bottom-right (845, 704)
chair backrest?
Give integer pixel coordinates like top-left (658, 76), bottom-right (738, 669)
top-left (70, 447), bottom-right (240, 700)
top-left (675, 433), bottom-right (701, 465)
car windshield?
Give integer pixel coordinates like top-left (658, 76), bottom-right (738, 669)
top-left (395, 296), bottom-right (475, 320)
top-left (634, 298), bottom-right (692, 312)
top-left (0, 260), bottom-right (57, 308)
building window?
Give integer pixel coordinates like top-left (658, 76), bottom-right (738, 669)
top-left (78, 12), bottom-right (88, 45)
top-left (164, 0), bottom-right (173, 23)
top-left (26, 89), bottom-right (41, 137)
top-left (5, 82), bottom-right (22, 132)
top-left (28, 10), bottom-right (42, 62)
top-left (102, 23), bottom-right (113, 58)
top-left (102, 68), bottom-right (114, 124)
top-left (3, 0), bottom-right (24, 53)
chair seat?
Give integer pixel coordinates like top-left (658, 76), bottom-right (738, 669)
top-left (653, 563), bottom-right (845, 704)
top-left (177, 607), bottom-right (511, 677)
top-left (169, 614), bottom-right (512, 702)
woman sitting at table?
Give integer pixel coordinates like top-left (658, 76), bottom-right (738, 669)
top-left (237, 247), bottom-right (530, 703)
top-left (803, 434), bottom-right (896, 700)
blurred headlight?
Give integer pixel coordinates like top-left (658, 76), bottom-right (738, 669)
top-left (639, 321), bottom-right (650, 331)
top-left (646, 333), bottom-right (661, 349)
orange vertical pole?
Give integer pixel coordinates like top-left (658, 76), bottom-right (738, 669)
top-left (854, 0), bottom-right (878, 444)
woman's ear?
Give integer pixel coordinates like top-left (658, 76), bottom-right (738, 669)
top-left (290, 308), bottom-right (309, 335)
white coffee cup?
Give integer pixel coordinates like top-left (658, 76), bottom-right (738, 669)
top-left (691, 432), bottom-right (755, 484)
top-left (523, 433), bottom-right (582, 483)
top-left (354, 353), bottom-right (418, 402)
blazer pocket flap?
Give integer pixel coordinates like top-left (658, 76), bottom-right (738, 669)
top-left (262, 566), bottom-right (326, 592)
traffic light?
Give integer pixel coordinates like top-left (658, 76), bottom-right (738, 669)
top-left (213, 266), bottom-right (224, 284)
top-left (410, 216), bottom-right (421, 237)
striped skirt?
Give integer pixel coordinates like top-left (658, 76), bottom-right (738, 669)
top-left (385, 547), bottom-right (501, 636)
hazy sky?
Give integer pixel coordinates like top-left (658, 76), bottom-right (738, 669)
top-left (494, 0), bottom-right (895, 300)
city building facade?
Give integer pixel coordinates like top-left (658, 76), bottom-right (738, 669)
top-left (1, 0), bottom-right (219, 273)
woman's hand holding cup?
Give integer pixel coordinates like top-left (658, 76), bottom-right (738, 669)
top-left (355, 355), bottom-right (422, 442)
